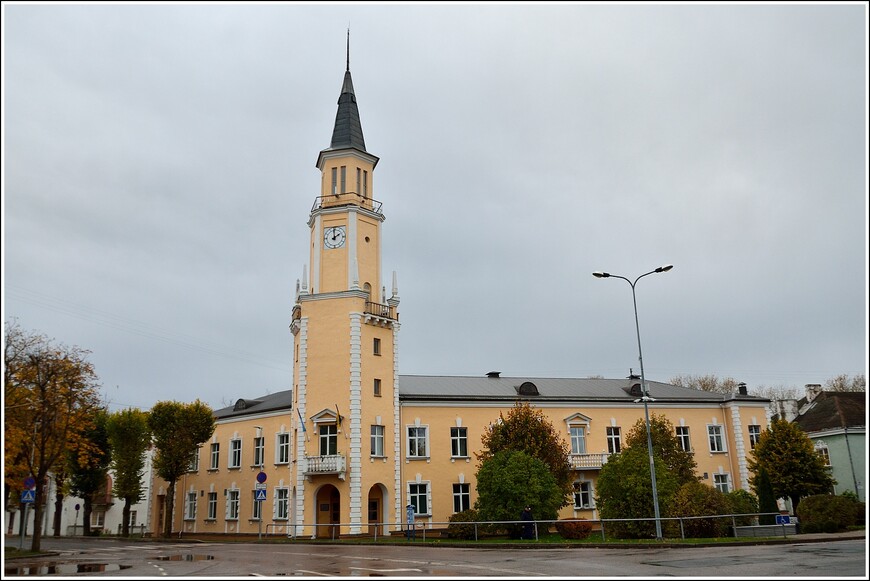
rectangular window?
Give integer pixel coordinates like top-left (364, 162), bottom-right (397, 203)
top-left (331, 167), bottom-right (337, 195)
top-left (371, 425), bottom-right (385, 457)
top-left (374, 378), bottom-right (382, 397)
top-left (817, 446), bottom-right (831, 466)
top-left (91, 511), bottom-right (105, 527)
top-left (748, 425), bottom-right (761, 450)
top-left (409, 483), bottom-right (429, 516)
top-left (185, 491), bottom-right (197, 520)
top-left (606, 427), bottom-right (621, 454)
top-left (275, 488), bottom-right (290, 520)
top-left (319, 424), bottom-right (338, 456)
top-left (373, 337), bottom-right (381, 355)
top-left (207, 492), bottom-right (218, 520)
top-left (252, 492), bottom-right (262, 520)
top-left (573, 481), bottom-right (593, 509)
top-left (450, 427), bottom-right (468, 458)
top-left (363, 170), bottom-right (368, 198)
top-left (227, 490), bottom-right (240, 520)
top-left (453, 483), bottom-right (470, 513)
top-left (707, 425), bottom-right (725, 452)
top-left (210, 443), bottom-right (220, 470)
top-left (188, 447), bottom-right (200, 472)
top-left (676, 426), bottom-right (691, 452)
top-left (713, 473), bottom-right (730, 493)
top-left (356, 167), bottom-right (361, 194)
top-left (129, 511), bottom-right (137, 527)
top-left (407, 426), bottom-right (428, 458)
top-left (277, 433), bottom-right (290, 464)
top-left (340, 166), bottom-right (346, 193)
top-left (229, 439), bottom-right (242, 468)
top-left (570, 426), bottom-right (587, 455)
top-left (253, 437), bottom-right (265, 467)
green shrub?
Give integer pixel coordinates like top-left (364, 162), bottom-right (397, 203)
top-left (822, 520), bottom-right (839, 533)
top-left (726, 489), bottom-right (759, 526)
top-left (447, 509), bottom-right (481, 540)
top-left (555, 518), bottom-right (593, 540)
top-left (796, 494), bottom-right (858, 532)
top-left (668, 481), bottom-right (731, 538)
top-left (800, 522), bottom-right (820, 534)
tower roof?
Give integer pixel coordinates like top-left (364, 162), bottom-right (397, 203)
top-left (328, 67), bottom-right (367, 152)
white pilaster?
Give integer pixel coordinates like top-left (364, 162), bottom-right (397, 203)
top-left (348, 313), bottom-right (363, 534)
top-left (294, 317), bottom-right (309, 538)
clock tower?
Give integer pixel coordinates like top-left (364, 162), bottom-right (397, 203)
top-left (290, 46), bottom-right (401, 538)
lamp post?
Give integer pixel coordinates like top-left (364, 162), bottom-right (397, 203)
top-left (593, 264), bottom-right (673, 540)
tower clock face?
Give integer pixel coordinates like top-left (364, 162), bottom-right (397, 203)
top-left (323, 226), bottom-right (346, 249)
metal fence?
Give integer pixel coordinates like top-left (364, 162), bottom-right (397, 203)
top-left (263, 512), bottom-right (793, 541)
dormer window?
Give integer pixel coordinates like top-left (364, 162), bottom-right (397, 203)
top-left (516, 381), bottom-right (539, 396)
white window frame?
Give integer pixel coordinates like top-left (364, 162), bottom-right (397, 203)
top-left (129, 511), bottom-right (137, 527)
top-left (452, 483), bottom-right (470, 513)
top-left (188, 447), bottom-right (200, 472)
top-left (319, 424), bottom-right (338, 456)
top-left (274, 488), bottom-right (290, 521)
top-left (713, 473), bottom-right (731, 493)
top-left (406, 425), bottom-right (429, 458)
top-left (676, 426), bottom-right (691, 452)
top-left (707, 425), bottom-right (725, 453)
top-left (276, 433), bottom-right (290, 464)
top-left (573, 481), bottom-right (594, 509)
top-left (210, 442), bottom-right (220, 470)
top-left (408, 482), bottom-right (430, 516)
top-left (570, 425), bottom-right (587, 455)
top-left (91, 510), bottom-right (105, 527)
top-left (606, 426), bottom-right (621, 454)
top-left (816, 444), bottom-right (831, 466)
top-left (450, 427), bottom-right (468, 458)
top-left (185, 491), bottom-right (197, 520)
top-left (207, 492), bottom-right (218, 520)
top-left (226, 489), bottom-right (240, 520)
top-left (748, 425), bottom-right (761, 450)
top-left (229, 438), bottom-right (242, 468)
top-left (371, 425), bottom-right (385, 457)
top-left (252, 491), bottom-right (262, 521)
top-left (253, 436), bottom-right (265, 467)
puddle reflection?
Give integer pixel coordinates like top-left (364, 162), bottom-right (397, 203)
top-left (5, 563), bottom-right (131, 576)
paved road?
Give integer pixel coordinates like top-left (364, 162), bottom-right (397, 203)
top-left (4, 536), bottom-right (867, 577)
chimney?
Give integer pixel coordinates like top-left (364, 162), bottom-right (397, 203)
top-left (806, 384), bottom-right (823, 402)
top-left (737, 382), bottom-right (748, 396)
top-left (486, 371), bottom-right (500, 378)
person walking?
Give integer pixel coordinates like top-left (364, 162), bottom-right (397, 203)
top-left (406, 503), bottom-right (416, 541)
top-left (521, 506), bottom-right (534, 540)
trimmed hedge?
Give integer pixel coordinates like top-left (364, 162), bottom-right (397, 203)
top-left (796, 494), bottom-right (860, 532)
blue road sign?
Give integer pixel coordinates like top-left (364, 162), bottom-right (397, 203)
top-left (23, 477), bottom-right (36, 489)
top-left (256, 471), bottom-right (267, 484)
top-left (775, 515), bottom-right (791, 525)
top-left (21, 489), bottom-right (35, 503)
top-left (255, 489), bottom-right (267, 501)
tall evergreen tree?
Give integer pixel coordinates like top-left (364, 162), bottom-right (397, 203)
top-left (754, 466), bottom-right (778, 525)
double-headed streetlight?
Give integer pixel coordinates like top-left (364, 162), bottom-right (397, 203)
top-left (593, 264), bottom-right (673, 541)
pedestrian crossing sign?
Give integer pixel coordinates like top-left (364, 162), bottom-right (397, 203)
top-left (255, 489), bottom-right (267, 501)
top-left (21, 489), bottom-right (35, 503)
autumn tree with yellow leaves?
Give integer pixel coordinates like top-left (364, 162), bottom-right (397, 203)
top-left (4, 320), bottom-right (103, 552)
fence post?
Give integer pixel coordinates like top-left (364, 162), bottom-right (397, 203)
top-left (534, 521), bottom-right (538, 541)
top-left (732, 515), bottom-right (738, 538)
top-left (679, 517), bottom-right (684, 539)
top-left (474, 522), bottom-right (478, 541)
top-left (600, 519), bottom-right (606, 542)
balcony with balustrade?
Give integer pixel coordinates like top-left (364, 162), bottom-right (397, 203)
top-left (301, 455), bottom-right (347, 481)
top-left (569, 453), bottom-right (609, 470)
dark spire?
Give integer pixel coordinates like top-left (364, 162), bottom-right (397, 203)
top-left (329, 29), bottom-right (366, 152)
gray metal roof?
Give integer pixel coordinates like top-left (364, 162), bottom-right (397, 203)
top-left (213, 390), bottom-right (294, 420)
top-left (328, 69), bottom-right (367, 152)
top-left (396, 375), bottom-right (769, 404)
top-left (211, 375), bottom-right (768, 419)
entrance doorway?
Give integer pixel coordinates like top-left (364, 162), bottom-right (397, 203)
top-left (367, 484), bottom-right (385, 537)
top-left (315, 485), bottom-right (340, 539)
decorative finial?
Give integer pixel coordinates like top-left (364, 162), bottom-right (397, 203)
top-left (346, 27), bottom-right (350, 72)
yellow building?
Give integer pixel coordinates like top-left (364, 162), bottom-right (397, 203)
top-left (149, 58), bottom-right (771, 539)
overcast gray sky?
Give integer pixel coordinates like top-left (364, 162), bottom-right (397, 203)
top-left (3, 2), bottom-right (867, 413)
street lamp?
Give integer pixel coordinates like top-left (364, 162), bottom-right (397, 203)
top-left (593, 264), bottom-right (673, 540)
